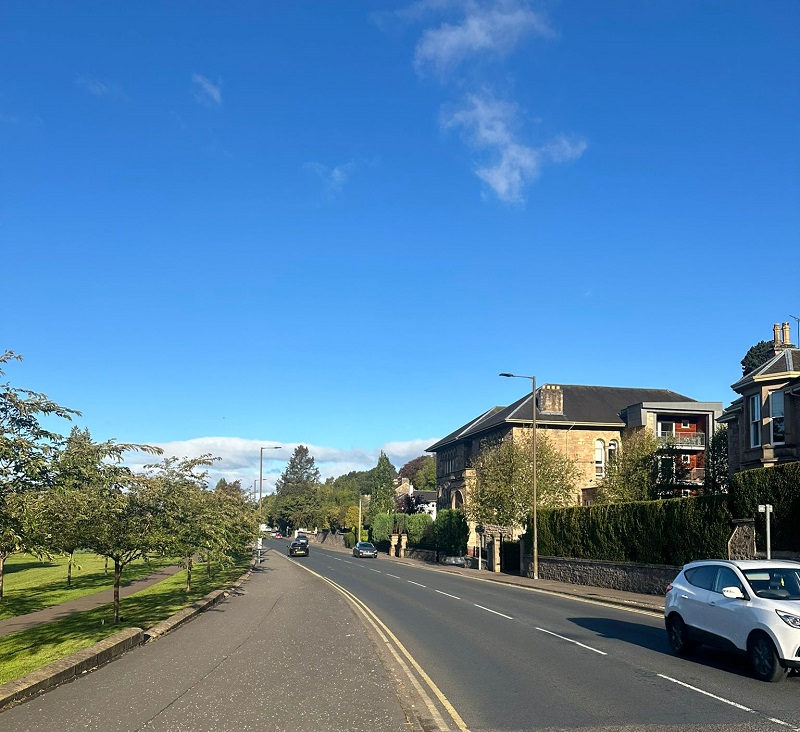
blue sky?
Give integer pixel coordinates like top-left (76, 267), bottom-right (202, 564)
top-left (3, 1), bottom-right (798, 491)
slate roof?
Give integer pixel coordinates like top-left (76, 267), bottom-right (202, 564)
top-left (731, 348), bottom-right (800, 391)
top-left (427, 385), bottom-right (696, 452)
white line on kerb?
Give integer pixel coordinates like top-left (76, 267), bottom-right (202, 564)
top-left (407, 580), bottom-right (426, 588)
top-left (536, 627), bottom-right (606, 655)
top-left (436, 590), bottom-right (461, 600)
top-left (474, 604), bottom-right (512, 619)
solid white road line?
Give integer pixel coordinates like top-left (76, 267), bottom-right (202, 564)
top-left (536, 627), bottom-right (607, 655)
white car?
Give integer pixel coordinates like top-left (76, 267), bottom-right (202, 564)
top-left (665, 559), bottom-right (800, 681)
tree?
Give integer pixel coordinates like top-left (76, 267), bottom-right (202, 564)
top-left (704, 425), bottom-right (730, 494)
top-left (595, 430), bottom-right (661, 503)
top-left (275, 445), bottom-right (320, 496)
top-left (46, 427), bottom-right (162, 586)
top-left (399, 456), bottom-right (428, 482)
top-left (741, 340), bottom-right (774, 375)
top-left (433, 509), bottom-right (468, 556)
top-left (413, 456), bottom-right (436, 493)
top-left (467, 432), bottom-right (579, 529)
top-left (368, 451), bottom-right (396, 517)
top-left (0, 351), bottom-right (80, 598)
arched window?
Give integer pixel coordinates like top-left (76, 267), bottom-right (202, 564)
top-left (608, 440), bottom-right (618, 464)
top-left (595, 439), bottom-right (605, 478)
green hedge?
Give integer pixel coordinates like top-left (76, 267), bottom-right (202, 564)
top-left (535, 495), bottom-right (732, 565)
top-left (729, 463), bottom-right (800, 551)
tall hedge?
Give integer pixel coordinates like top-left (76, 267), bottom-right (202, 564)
top-left (434, 509), bottom-right (469, 556)
top-left (728, 463), bottom-right (800, 552)
top-left (535, 495), bottom-right (731, 565)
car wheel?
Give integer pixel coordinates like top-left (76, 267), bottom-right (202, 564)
top-left (749, 634), bottom-right (788, 682)
top-left (666, 615), bottom-right (694, 656)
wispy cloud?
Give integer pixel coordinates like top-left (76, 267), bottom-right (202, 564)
top-left (120, 436), bottom-right (438, 494)
top-left (75, 75), bottom-right (110, 97)
top-left (380, 0), bottom-right (584, 203)
top-left (304, 160), bottom-right (356, 196)
top-left (414, 1), bottom-right (553, 77)
top-left (192, 73), bottom-right (222, 106)
top-left (443, 91), bottom-right (586, 203)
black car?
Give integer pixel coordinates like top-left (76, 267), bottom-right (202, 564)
top-left (353, 541), bottom-right (378, 558)
top-left (288, 540), bottom-right (309, 557)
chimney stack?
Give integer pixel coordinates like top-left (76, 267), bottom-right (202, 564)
top-left (539, 384), bottom-right (563, 415)
top-left (782, 321), bottom-right (792, 346)
top-left (774, 323), bottom-right (781, 345)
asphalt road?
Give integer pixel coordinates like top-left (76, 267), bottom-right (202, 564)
top-left (4, 539), bottom-right (800, 732)
top-left (289, 540), bottom-right (800, 732)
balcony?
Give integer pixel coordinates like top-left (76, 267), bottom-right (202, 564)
top-left (657, 431), bottom-right (706, 448)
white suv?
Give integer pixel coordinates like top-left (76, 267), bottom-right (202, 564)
top-left (665, 559), bottom-right (800, 682)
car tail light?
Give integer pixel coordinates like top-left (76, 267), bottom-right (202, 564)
top-left (665, 584), bottom-right (673, 594)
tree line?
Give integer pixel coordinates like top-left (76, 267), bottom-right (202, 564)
top-left (0, 351), bottom-right (257, 623)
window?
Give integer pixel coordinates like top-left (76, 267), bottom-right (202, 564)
top-left (749, 394), bottom-right (761, 448)
top-left (681, 420), bottom-right (690, 429)
top-left (608, 440), bottom-right (618, 464)
top-left (658, 421), bottom-right (675, 438)
top-left (681, 454), bottom-right (691, 464)
top-left (770, 391), bottom-right (785, 444)
top-left (714, 567), bottom-right (743, 594)
top-left (685, 565), bottom-right (718, 591)
top-left (594, 439), bottom-right (605, 477)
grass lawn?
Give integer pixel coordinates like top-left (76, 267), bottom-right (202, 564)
top-left (0, 558), bottom-right (250, 685)
top-left (0, 553), bottom-right (178, 621)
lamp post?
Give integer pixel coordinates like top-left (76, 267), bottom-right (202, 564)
top-left (499, 372), bottom-right (538, 579)
top-left (259, 446), bottom-right (282, 511)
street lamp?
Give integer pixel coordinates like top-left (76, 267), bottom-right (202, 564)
top-left (259, 446), bottom-right (283, 510)
top-left (500, 372), bottom-right (538, 579)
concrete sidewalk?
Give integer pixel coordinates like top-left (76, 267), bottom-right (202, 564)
top-left (0, 565), bottom-right (184, 637)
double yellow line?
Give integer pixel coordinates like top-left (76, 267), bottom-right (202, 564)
top-left (292, 559), bottom-right (470, 732)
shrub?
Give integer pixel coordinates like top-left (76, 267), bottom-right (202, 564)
top-left (434, 509), bottom-right (469, 556)
top-left (407, 513), bottom-right (434, 545)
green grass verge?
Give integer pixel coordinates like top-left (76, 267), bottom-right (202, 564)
top-left (1, 553), bottom-right (178, 620)
top-left (0, 559), bottom-right (249, 685)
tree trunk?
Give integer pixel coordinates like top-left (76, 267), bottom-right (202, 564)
top-left (185, 556), bottom-right (192, 593)
top-left (113, 558), bottom-right (121, 624)
top-left (67, 550), bottom-right (73, 587)
top-left (0, 554), bottom-right (5, 600)
top-left (104, 556), bottom-right (108, 574)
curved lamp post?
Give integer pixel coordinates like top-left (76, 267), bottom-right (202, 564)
top-left (499, 372), bottom-right (538, 579)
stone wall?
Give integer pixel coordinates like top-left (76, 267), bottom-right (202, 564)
top-left (530, 556), bottom-right (680, 596)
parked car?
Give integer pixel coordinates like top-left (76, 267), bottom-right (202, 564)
top-left (288, 540), bottom-right (309, 557)
top-left (353, 541), bottom-right (378, 559)
top-left (665, 559), bottom-right (800, 682)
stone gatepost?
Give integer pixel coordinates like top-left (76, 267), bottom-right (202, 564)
top-left (390, 533), bottom-right (399, 557)
top-left (491, 534), bottom-right (501, 573)
top-left (399, 534), bottom-right (408, 558)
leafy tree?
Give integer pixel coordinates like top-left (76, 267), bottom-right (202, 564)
top-left (0, 351), bottom-right (79, 598)
top-left (467, 432), bottom-right (579, 529)
top-left (704, 425), bottom-right (730, 494)
top-left (46, 427), bottom-right (162, 585)
top-left (434, 509), bottom-right (469, 556)
top-left (344, 504), bottom-right (360, 531)
top-left (399, 456), bottom-right (428, 482)
top-left (368, 451), bottom-right (397, 517)
top-left (741, 340), bottom-right (774, 375)
top-left (407, 513), bottom-right (433, 545)
top-left (596, 430), bottom-right (660, 503)
top-left (413, 456), bottom-right (436, 493)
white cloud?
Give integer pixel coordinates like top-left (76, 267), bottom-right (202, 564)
top-left (75, 75), bottom-right (110, 97)
top-left (304, 161), bottom-right (356, 195)
top-left (414, 1), bottom-right (553, 76)
top-left (120, 436), bottom-right (438, 495)
top-left (192, 74), bottom-right (222, 106)
top-left (443, 91), bottom-right (586, 203)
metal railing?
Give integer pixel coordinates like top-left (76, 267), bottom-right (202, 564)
top-left (657, 432), bottom-right (706, 447)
